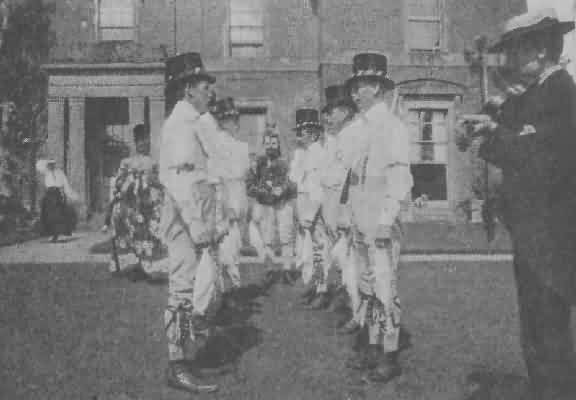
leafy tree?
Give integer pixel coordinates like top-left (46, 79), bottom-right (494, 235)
top-left (0, 0), bottom-right (55, 213)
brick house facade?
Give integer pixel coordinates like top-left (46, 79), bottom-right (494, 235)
top-left (41, 0), bottom-right (526, 219)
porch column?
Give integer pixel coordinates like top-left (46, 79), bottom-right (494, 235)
top-left (44, 96), bottom-right (66, 166)
top-left (148, 96), bottom-right (165, 161)
top-left (68, 97), bottom-right (87, 217)
top-left (128, 96), bottom-right (146, 153)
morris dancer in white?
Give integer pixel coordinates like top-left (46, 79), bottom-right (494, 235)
top-left (318, 85), bottom-right (359, 318)
top-left (337, 53), bottom-right (413, 383)
top-left (158, 52), bottom-right (227, 394)
top-left (289, 109), bottom-right (329, 308)
top-left (210, 97), bottom-right (250, 308)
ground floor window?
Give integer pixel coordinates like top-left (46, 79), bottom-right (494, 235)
top-left (406, 107), bottom-right (448, 201)
top-left (237, 106), bottom-right (268, 152)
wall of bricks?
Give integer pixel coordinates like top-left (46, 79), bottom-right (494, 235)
top-left (44, 0), bottom-right (528, 219)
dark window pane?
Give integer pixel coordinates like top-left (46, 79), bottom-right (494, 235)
top-left (420, 143), bottom-right (434, 161)
top-left (422, 124), bottom-right (432, 141)
top-left (410, 164), bottom-right (447, 200)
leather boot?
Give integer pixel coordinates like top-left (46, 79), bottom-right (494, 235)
top-left (307, 292), bottom-right (331, 310)
top-left (166, 361), bottom-right (219, 394)
top-left (398, 325), bottom-right (413, 353)
top-left (337, 319), bottom-right (360, 335)
top-left (300, 287), bottom-right (317, 305)
top-left (364, 352), bottom-right (402, 384)
top-left (327, 288), bottom-right (349, 312)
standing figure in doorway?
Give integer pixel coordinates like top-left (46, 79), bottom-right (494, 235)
top-left (37, 159), bottom-right (79, 242)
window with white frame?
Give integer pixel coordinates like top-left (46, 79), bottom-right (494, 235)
top-left (407, 0), bottom-right (444, 51)
top-left (237, 106), bottom-right (268, 151)
top-left (229, 0), bottom-right (264, 57)
top-left (97, 0), bottom-right (135, 42)
top-left (406, 108), bottom-right (448, 201)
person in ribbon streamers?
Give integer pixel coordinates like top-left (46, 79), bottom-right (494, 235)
top-left (246, 125), bottom-right (297, 284)
top-left (105, 124), bottom-right (164, 281)
top-left (210, 97), bottom-right (250, 309)
top-left (36, 159), bottom-right (78, 242)
top-left (319, 84), bottom-right (359, 319)
top-left (157, 52), bottom-right (226, 395)
top-left (336, 53), bottom-right (413, 384)
top-left (289, 109), bottom-right (331, 308)
top-left (471, 9), bottom-right (576, 400)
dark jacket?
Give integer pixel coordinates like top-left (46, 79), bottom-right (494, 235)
top-left (245, 155), bottom-right (297, 206)
top-left (479, 69), bottom-right (576, 299)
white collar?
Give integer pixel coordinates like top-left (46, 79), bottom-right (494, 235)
top-left (363, 100), bottom-right (390, 121)
top-left (538, 65), bottom-right (563, 85)
top-left (171, 100), bottom-right (201, 122)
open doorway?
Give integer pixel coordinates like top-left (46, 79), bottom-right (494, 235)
top-left (84, 97), bottom-right (131, 215)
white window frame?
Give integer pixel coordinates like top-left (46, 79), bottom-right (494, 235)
top-left (227, 0), bottom-right (266, 58)
top-left (403, 99), bottom-right (454, 207)
top-left (95, 0), bottom-right (137, 42)
top-left (405, 0), bottom-right (446, 52)
top-left (234, 97), bottom-right (273, 151)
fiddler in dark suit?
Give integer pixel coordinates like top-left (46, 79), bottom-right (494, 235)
top-left (472, 8), bottom-right (576, 400)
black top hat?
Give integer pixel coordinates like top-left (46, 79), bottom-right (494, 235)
top-left (345, 53), bottom-right (395, 90)
top-left (321, 84), bottom-right (358, 114)
top-left (211, 97), bottom-right (240, 121)
top-left (490, 9), bottom-right (575, 52)
top-left (294, 109), bottom-right (322, 137)
top-left (133, 124), bottom-right (149, 141)
top-left (165, 52), bottom-right (216, 88)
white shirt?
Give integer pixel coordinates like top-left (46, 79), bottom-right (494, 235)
top-left (42, 168), bottom-right (79, 202)
top-left (339, 100), bottom-right (413, 234)
top-left (159, 100), bottom-right (218, 203)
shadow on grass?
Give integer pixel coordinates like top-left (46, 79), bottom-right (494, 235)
top-left (463, 370), bottom-right (531, 400)
top-left (195, 283), bottom-right (268, 370)
top-left (90, 238), bottom-right (113, 254)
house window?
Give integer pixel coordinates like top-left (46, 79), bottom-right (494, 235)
top-left (237, 106), bottom-right (268, 150)
top-left (406, 108), bottom-right (448, 201)
top-left (407, 0), bottom-right (444, 51)
top-left (229, 0), bottom-right (264, 57)
top-left (97, 0), bottom-right (135, 42)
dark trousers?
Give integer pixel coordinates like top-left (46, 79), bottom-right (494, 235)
top-left (514, 252), bottom-right (576, 400)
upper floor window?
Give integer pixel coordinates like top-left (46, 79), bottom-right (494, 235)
top-left (97, 0), bottom-right (135, 42)
top-left (229, 0), bottom-right (264, 57)
top-left (407, 0), bottom-right (444, 52)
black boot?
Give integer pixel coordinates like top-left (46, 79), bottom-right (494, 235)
top-left (337, 319), bottom-right (361, 335)
top-left (307, 292), bottom-right (331, 310)
top-left (166, 361), bottom-right (219, 394)
top-left (300, 287), bottom-right (317, 305)
top-left (281, 270), bottom-right (296, 285)
top-left (364, 352), bottom-right (402, 384)
top-left (398, 325), bottom-right (413, 352)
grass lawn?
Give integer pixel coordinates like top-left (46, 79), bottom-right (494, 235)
top-left (0, 260), bottom-right (534, 400)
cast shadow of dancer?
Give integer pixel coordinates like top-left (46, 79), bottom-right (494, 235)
top-left (463, 370), bottom-right (533, 400)
top-left (192, 282), bottom-right (270, 376)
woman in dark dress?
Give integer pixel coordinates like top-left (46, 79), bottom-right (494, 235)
top-left (37, 159), bottom-right (78, 242)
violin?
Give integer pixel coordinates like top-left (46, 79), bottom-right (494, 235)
top-left (459, 68), bottom-right (536, 138)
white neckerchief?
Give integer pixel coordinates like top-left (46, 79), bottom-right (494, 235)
top-left (44, 169), bottom-right (66, 188)
top-left (538, 65), bottom-right (563, 85)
